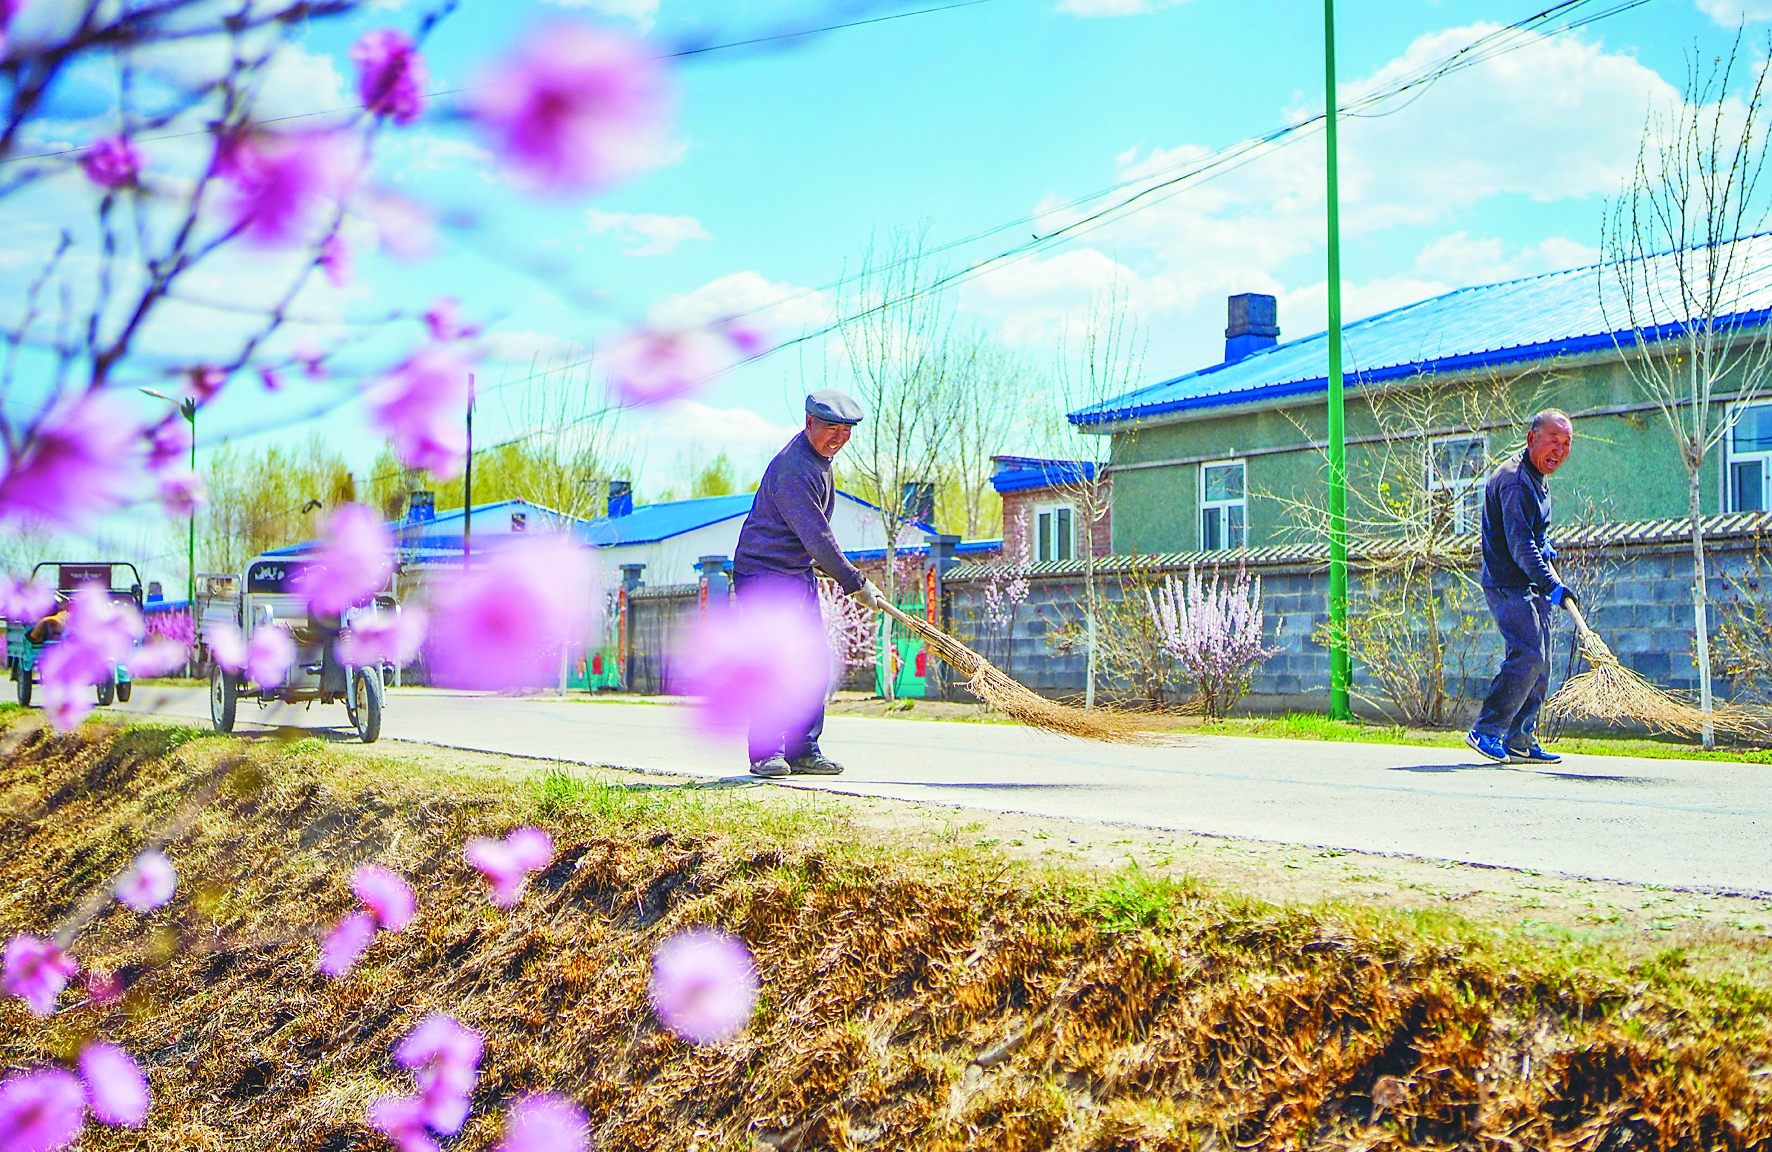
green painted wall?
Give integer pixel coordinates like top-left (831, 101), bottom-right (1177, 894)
top-left (1103, 359), bottom-right (1729, 554)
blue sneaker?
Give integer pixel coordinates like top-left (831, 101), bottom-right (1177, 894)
top-left (1507, 741), bottom-right (1561, 765)
top-left (1465, 730), bottom-right (1509, 763)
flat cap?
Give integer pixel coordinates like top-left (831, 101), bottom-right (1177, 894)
top-left (805, 388), bottom-right (864, 425)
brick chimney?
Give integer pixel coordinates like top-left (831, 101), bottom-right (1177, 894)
top-left (1224, 293), bottom-right (1279, 363)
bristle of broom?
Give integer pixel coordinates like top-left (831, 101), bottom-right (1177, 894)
top-left (1547, 631), bottom-right (1761, 739)
top-left (888, 611), bottom-right (1156, 745)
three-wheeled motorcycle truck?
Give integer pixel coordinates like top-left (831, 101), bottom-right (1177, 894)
top-left (6, 562), bottom-right (144, 707)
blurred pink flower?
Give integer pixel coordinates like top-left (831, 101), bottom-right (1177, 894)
top-left (220, 130), bottom-right (356, 247)
top-left (2, 935), bottom-right (77, 1017)
top-left (339, 606), bottom-right (427, 667)
top-left (295, 341), bottom-right (328, 379)
top-left (351, 864), bottom-right (415, 931)
top-left (717, 318), bottom-right (771, 357)
top-left (426, 535), bottom-right (598, 689)
top-left (85, 969), bottom-right (122, 1006)
top-left (496, 1095), bottom-right (588, 1152)
top-left (156, 469), bottom-right (206, 517)
top-left (39, 587), bottom-right (146, 729)
top-left (246, 623), bottom-right (295, 687)
top-left (146, 417), bottom-right (189, 471)
top-left (463, 827), bottom-right (554, 907)
top-left (318, 233), bottom-right (352, 288)
top-left (294, 504), bottom-right (394, 615)
top-left (352, 29), bottom-right (428, 126)
top-left (358, 190), bottom-right (437, 261)
top-left (127, 637), bottom-right (187, 679)
top-left (670, 581), bottom-right (828, 738)
top-left (368, 1094), bottom-right (439, 1152)
top-left (0, 390), bottom-right (145, 529)
top-left (80, 136), bottom-right (141, 189)
top-left (368, 347), bottom-right (474, 479)
top-left (317, 911), bottom-right (376, 977)
top-left (114, 850), bottom-right (176, 914)
top-left (423, 297), bottom-right (477, 342)
top-left (648, 929), bottom-right (759, 1045)
top-left (205, 621), bottom-right (247, 673)
top-left (394, 1014), bottom-right (481, 1135)
top-left (0, 576), bottom-right (55, 623)
top-left (603, 327), bottom-right (731, 407)
top-left (0, 1068), bottom-right (85, 1152)
top-left (78, 1043), bottom-right (148, 1128)
top-left (468, 23), bottom-right (670, 193)
top-left (258, 366), bottom-right (282, 392)
top-left (186, 366), bottom-right (226, 405)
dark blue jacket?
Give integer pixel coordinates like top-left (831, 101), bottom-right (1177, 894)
top-left (733, 431), bottom-right (866, 593)
top-left (1480, 450), bottom-right (1558, 594)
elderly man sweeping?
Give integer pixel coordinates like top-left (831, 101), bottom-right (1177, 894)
top-left (732, 388), bottom-right (889, 779)
top-left (1466, 409), bottom-right (1577, 765)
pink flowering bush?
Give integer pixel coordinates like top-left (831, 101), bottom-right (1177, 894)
top-left (463, 827), bottom-right (554, 907)
top-left (1148, 566), bottom-right (1277, 720)
top-left (425, 535), bottom-right (599, 689)
top-left (669, 581), bottom-right (828, 738)
top-left (648, 929), bottom-right (760, 1045)
top-left (817, 577), bottom-right (877, 687)
top-left (293, 504), bottom-right (395, 615)
top-left (2, 935), bottom-right (77, 1017)
top-left (114, 851), bottom-right (176, 914)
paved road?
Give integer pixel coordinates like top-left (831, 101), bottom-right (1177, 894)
top-left (104, 686), bottom-right (1772, 895)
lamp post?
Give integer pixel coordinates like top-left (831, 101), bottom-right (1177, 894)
top-left (1324, 0), bottom-right (1351, 721)
top-left (142, 387), bottom-right (198, 677)
top-left (463, 373), bottom-right (474, 572)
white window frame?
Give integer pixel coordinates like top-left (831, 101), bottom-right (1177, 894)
top-left (1198, 459), bottom-right (1247, 552)
top-left (1034, 503), bottom-right (1074, 563)
top-left (1426, 433), bottom-right (1487, 534)
top-left (1725, 399), bottom-right (1772, 513)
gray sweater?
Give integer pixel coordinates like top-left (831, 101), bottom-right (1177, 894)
top-left (1479, 451), bottom-right (1559, 593)
top-left (733, 431), bottom-right (866, 593)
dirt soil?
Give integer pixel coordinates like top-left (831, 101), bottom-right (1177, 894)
top-left (7, 717), bottom-right (1772, 1151)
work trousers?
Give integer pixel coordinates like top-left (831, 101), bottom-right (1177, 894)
top-left (733, 573), bottom-right (827, 764)
top-left (1473, 587), bottom-right (1554, 746)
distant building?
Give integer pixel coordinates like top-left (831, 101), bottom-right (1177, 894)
top-left (990, 455), bottom-right (1110, 563)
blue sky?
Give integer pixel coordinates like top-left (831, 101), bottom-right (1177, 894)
top-left (5, 0), bottom-right (1769, 578)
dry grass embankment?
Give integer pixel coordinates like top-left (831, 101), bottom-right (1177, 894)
top-left (3, 717), bottom-right (1772, 1151)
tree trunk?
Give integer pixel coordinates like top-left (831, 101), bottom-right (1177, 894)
top-left (1084, 549), bottom-right (1098, 710)
top-left (880, 524), bottom-right (897, 702)
top-left (1689, 468), bottom-right (1715, 749)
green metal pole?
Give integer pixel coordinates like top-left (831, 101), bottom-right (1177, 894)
top-left (185, 399), bottom-right (197, 616)
top-left (1324, 0), bottom-right (1351, 720)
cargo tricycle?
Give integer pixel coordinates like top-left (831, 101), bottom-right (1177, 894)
top-left (5, 562), bottom-right (144, 707)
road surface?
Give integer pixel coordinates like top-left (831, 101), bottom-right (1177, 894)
top-left (103, 686), bottom-right (1772, 895)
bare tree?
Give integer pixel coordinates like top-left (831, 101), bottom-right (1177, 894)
top-left (1047, 284), bottom-right (1144, 709)
top-left (940, 331), bottom-right (1029, 540)
top-left (1602, 36), bottom-right (1772, 747)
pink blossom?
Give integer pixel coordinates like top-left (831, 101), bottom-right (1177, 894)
top-left (246, 623), bottom-right (295, 687)
top-left (426, 535), bottom-right (598, 689)
top-left (339, 606), bottom-right (427, 667)
top-left (295, 341), bottom-right (328, 379)
top-left (78, 1043), bottom-right (148, 1128)
top-left (79, 136), bottom-right (141, 189)
top-left (205, 621), bottom-right (247, 673)
top-left (258, 366), bottom-right (282, 392)
top-left (358, 191), bottom-right (437, 261)
top-left (219, 130), bottom-right (356, 247)
top-left (114, 850), bottom-right (176, 914)
top-left (0, 390), bottom-right (145, 530)
top-left (351, 864), bottom-right (414, 932)
top-left (468, 23), bottom-right (670, 193)
top-left (352, 29), bottom-right (428, 126)
top-left (2, 935), bottom-right (77, 1017)
top-left (368, 347), bottom-right (474, 479)
top-left (84, 970), bottom-right (122, 1006)
top-left (0, 576), bottom-right (55, 623)
top-left (393, 1014), bottom-right (480, 1135)
top-left (463, 827), bottom-right (554, 908)
top-left (368, 1094), bottom-right (439, 1152)
top-left (146, 417), bottom-right (189, 472)
top-left (648, 929), bottom-right (759, 1045)
top-left (186, 366), bottom-right (226, 405)
top-left (496, 1095), bottom-right (588, 1152)
top-left (127, 637), bottom-right (187, 679)
top-left (39, 588), bottom-right (146, 730)
top-left (422, 297), bottom-right (477, 342)
top-left (603, 327), bottom-right (732, 407)
top-left (294, 504), bottom-right (393, 615)
top-left (157, 469), bottom-right (206, 517)
top-left (0, 1069), bottom-right (85, 1152)
top-left (318, 233), bottom-right (352, 288)
top-left (317, 911), bottom-right (376, 977)
top-left (670, 581), bottom-right (828, 739)
top-left (717, 318), bottom-right (771, 357)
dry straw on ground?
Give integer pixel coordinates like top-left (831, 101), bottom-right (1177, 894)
top-left (6, 719), bottom-right (1772, 1150)
top-left (880, 602), bottom-right (1155, 744)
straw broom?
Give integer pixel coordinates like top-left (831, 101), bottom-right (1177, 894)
top-left (878, 601), bottom-right (1156, 745)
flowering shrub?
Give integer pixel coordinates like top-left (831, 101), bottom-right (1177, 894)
top-left (818, 577), bottom-right (877, 687)
top-left (1148, 566), bottom-right (1276, 720)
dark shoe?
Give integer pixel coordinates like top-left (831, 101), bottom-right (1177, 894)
top-left (787, 752), bottom-right (845, 775)
top-left (749, 755), bottom-right (791, 778)
top-left (1465, 730), bottom-right (1509, 764)
top-left (1507, 742), bottom-right (1562, 765)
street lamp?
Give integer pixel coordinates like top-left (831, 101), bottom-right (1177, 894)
top-left (140, 388), bottom-right (198, 633)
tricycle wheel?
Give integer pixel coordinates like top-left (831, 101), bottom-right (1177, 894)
top-left (116, 681), bottom-right (132, 703)
top-left (350, 668), bottom-right (382, 744)
top-left (95, 679), bottom-right (114, 707)
top-left (14, 667), bottom-right (29, 707)
top-left (210, 667), bottom-right (237, 734)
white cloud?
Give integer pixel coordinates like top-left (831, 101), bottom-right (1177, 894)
top-left (647, 270), bottom-right (833, 337)
top-left (1413, 232), bottom-right (1600, 285)
top-left (1056, 0), bottom-right (1189, 15)
top-left (584, 209), bottom-right (712, 257)
top-left (621, 399), bottom-right (798, 493)
top-left (538, 0), bottom-right (660, 32)
top-left (481, 330), bottom-right (592, 364)
top-left (1697, 0), bottom-right (1772, 24)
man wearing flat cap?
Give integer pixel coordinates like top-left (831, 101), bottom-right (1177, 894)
top-left (732, 387), bottom-right (889, 778)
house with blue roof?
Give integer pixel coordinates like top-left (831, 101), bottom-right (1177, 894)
top-left (1070, 242), bottom-right (1772, 554)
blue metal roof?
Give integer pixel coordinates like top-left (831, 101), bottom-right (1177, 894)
top-left (990, 456), bottom-right (1097, 494)
top-left (576, 493), bottom-right (754, 547)
top-left (1070, 237), bottom-right (1772, 428)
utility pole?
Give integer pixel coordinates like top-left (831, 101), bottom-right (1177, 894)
top-left (463, 374), bottom-right (474, 572)
top-left (141, 387), bottom-right (199, 676)
top-left (1324, 0), bottom-right (1351, 721)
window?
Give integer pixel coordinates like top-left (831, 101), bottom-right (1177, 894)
top-left (1199, 460), bottom-right (1246, 551)
top-left (1726, 402), bottom-right (1772, 512)
top-left (1036, 504), bottom-right (1074, 563)
top-left (1427, 435), bottom-right (1487, 533)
